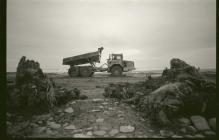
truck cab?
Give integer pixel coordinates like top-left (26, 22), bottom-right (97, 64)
top-left (107, 54), bottom-right (135, 76)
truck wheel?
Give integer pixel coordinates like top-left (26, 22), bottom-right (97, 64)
top-left (111, 65), bottom-right (122, 76)
top-left (68, 66), bottom-right (79, 77)
top-left (80, 66), bottom-right (93, 77)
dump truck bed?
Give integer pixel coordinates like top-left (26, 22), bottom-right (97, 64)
top-left (63, 51), bottom-right (100, 66)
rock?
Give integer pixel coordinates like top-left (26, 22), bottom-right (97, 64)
top-left (179, 127), bottom-right (187, 134)
top-left (64, 125), bottom-right (76, 130)
top-left (64, 107), bottom-right (74, 113)
top-left (91, 110), bottom-right (101, 112)
top-left (177, 117), bottom-right (191, 126)
top-left (6, 121), bottom-right (12, 126)
top-left (190, 115), bottom-right (210, 131)
top-left (92, 98), bottom-right (104, 102)
top-left (46, 129), bottom-right (56, 135)
top-left (109, 129), bottom-right (119, 136)
top-left (103, 111), bottom-right (110, 115)
top-left (131, 105), bottom-right (135, 108)
top-left (30, 123), bottom-right (38, 127)
top-left (184, 134), bottom-right (194, 138)
top-left (148, 129), bottom-right (154, 133)
top-left (117, 135), bottom-right (127, 138)
top-left (97, 106), bottom-right (104, 109)
top-left (48, 117), bottom-right (53, 121)
top-left (102, 102), bottom-right (108, 105)
top-left (152, 135), bottom-right (165, 138)
top-left (194, 134), bottom-right (205, 138)
top-left (186, 125), bottom-right (197, 134)
top-left (33, 126), bottom-right (47, 133)
top-left (158, 110), bottom-right (171, 125)
top-left (171, 135), bottom-right (183, 138)
top-left (79, 94), bottom-right (88, 100)
top-left (208, 118), bottom-right (216, 131)
top-left (159, 130), bottom-right (174, 137)
top-left (86, 127), bottom-right (93, 131)
top-left (96, 118), bottom-right (104, 123)
top-left (93, 130), bottom-right (106, 136)
top-left (48, 122), bottom-right (61, 129)
top-left (73, 129), bottom-right (83, 133)
top-left (63, 123), bottom-right (68, 127)
top-left (120, 125), bottom-right (135, 133)
top-left (86, 131), bottom-right (93, 136)
top-left (70, 101), bottom-right (76, 104)
top-left (114, 102), bottom-right (119, 105)
top-left (108, 107), bottom-right (115, 111)
top-left (203, 130), bottom-right (216, 137)
top-left (99, 125), bottom-right (111, 131)
top-left (37, 120), bottom-right (43, 124)
top-left (73, 133), bottom-right (89, 138)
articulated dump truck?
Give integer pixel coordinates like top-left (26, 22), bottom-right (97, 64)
top-left (62, 47), bottom-right (135, 77)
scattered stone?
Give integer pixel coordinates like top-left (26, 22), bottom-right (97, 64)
top-left (184, 134), bottom-right (194, 138)
top-left (208, 118), bottom-right (216, 131)
top-left (64, 107), bottom-right (74, 113)
top-left (179, 127), bottom-right (187, 134)
top-left (120, 125), bottom-right (135, 133)
top-left (70, 101), bottom-right (76, 104)
top-left (64, 125), bottom-right (76, 130)
top-left (30, 123), bottom-right (38, 127)
top-left (102, 102), bottom-right (108, 105)
top-left (171, 135), bottom-right (183, 138)
top-left (48, 122), bottom-right (61, 129)
top-left (96, 118), bottom-right (104, 123)
top-left (73, 129), bottom-right (83, 133)
top-left (48, 117), bottom-right (53, 121)
top-left (108, 107), bottom-right (115, 111)
top-left (33, 126), bottom-right (47, 133)
top-left (91, 110), bottom-right (101, 112)
top-left (148, 129), bottom-right (154, 133)
top-left (152, 135), bottom-right (165, 138)
top-left (186, 125), bottom-right (197, 134)
top-left (93, 130), bottom-right (106, 136)
top-left (97, 106), bottom-right (104, 109)
top-left (203, 130), bottom-right (216, 137)
top-left (37, 120), bottom-right (43, 124)
top-left (63, 123), bottom-right (68, 127)
top-left (73, 133), bottom-right (89, 138)
top-left (86, 131), bottom-right (93, 136)
top-left (159, 130), bottom-right (174, 137)
top-left (86, 127), bottom-right (93, 131)
top-left (92, 98), bottom-right (104, 102)
top-left (178, 117), bottom-right (191, 126)
top-left (117, 135), bottom-right (127, 138)
top-left (194, 134), bottom-right (205, 138)
top-left (109, 129), bottom-right (119, 136)
top-left (6, 121), bottom-right (12, 126)
top-left (46, 129), bottom-right (56, 135)
top-left (190, 115), bottom-right (210, 131)
top-left (103, 111), bottom-right (110, 115)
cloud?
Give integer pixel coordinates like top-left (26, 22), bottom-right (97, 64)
top-left (7, 0), bottom-right (216, 72)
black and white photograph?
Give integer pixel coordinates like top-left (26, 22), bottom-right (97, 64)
top-left (6, 0), bottom-right (216, 138)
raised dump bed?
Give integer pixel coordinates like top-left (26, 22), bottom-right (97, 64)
top-left (63, 51), bottom-right (101, 66)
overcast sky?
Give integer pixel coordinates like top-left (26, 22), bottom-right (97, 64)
top-left (7, 0), bottom-right (216, 72)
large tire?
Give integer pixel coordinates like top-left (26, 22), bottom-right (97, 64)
top-left (111, 65), bottom-right (123, 76)
top-left (68, 66), bottom-right (79, 77)
top-left (79, 66), bottom-right (93, 77)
